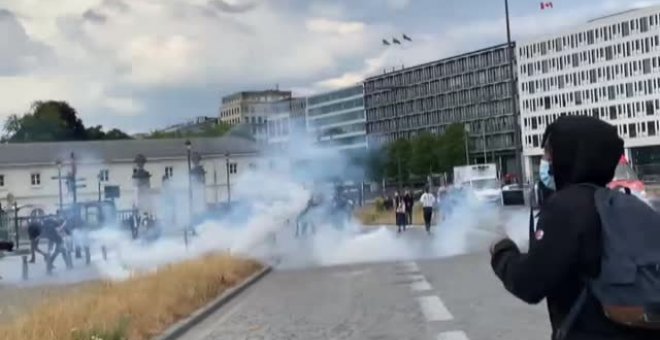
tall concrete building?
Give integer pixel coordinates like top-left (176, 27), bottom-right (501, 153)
top-left (306, 84), bottom-right (367, 153)
top-left (219, 90), bottom-right (292, 142)
top-left (518, 6), bottom-right (660, 181)
top-left (364, 43), bottom-right (518, 174)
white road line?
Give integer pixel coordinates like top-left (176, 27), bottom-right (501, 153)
top-left (437, 330), bottom-right (470, 340)
top-left (410, 279), bottom-right (432, 292)
top-left (417, 295), bottom-right (453, 322)
top-left (399, 261), bottom-right (420, 273)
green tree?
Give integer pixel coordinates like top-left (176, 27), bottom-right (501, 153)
top-left (410, 132), bottom-right (440, 177)
top-left (145, 121), bottom-right (232, 139)
top-left (3, 101), bottom-right (131, 142)
top-left (386, 138), bottom-right (412, 184)
top-left (436, 123), bottom-right (468, 173)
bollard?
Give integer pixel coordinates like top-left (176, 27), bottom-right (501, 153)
top-left (101, 246), bottom-right (107, 261)
top-left (21, 255), bottom-right (28, 281)
top-left (84, 247), bottom-right (91, 265)
top-left (183, 229), bottom-right (189, 249)
top-left (75, 246), bottom-right (82, 259)
top-left (66, 250), bottom-right (74, 270)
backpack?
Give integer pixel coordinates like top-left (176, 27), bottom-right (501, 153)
top-left (556, 185), bottom-right (660, 339)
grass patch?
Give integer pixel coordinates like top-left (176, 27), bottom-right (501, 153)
top-left (355, 204), bottom-right (434, 226)
top-left (0, 255), bottom-right (262, 340)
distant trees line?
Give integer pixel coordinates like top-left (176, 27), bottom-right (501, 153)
top-left (2, 101), bottom-right (231, 143)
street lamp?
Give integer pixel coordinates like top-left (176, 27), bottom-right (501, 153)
top-left (185, 140), bottom-right (192, 224)
top-left (504, 0), bottom-right (524, 180)
top-left (225, 153), bottom-right (231, 204)
top-left (464, 124), bottom-right (471, 165)
top-left (54, 160), bottom-right (63, 212)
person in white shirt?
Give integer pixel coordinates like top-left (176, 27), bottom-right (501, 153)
top-left (419, 188), bottom-right (436, 234)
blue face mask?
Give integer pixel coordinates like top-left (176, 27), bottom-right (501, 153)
top-left (539, 159), bottom-right (556, 191)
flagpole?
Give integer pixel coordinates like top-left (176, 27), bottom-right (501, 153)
top-left (504, 0), bottom-right (524, 182)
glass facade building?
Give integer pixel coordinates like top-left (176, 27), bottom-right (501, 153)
top-left (364, 43), bottom-right (518, 172)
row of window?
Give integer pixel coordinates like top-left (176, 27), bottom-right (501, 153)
top-left (307, 98), bottom-right (364, 116)
top-left (524, 100), bottom-right (660, 132)
top-left (366, 47), bottom-right (512, 91)
top-left (525, 118), bottom-right (659, 148)
top-left (307, 85), bottom-right (363, 107)
top-left (367, 113), bottom-right (516, 137)
top-left (522, 81), bottom-right (660, 114)
top-left (365, 66), bottom-right (513, 108)
top-left (318, 135), bottom-right (367, 147)
top-left (519, 12), bottom-right (660, 60)
top-left (521, 36), bottom-right (660, 79)
top-left (267, 118), bottom-right (291, 138)
top-left (522, 58), bottom-right (660, 95)
top-left (309, 109), bottom-right (365, 127)
top-left (367, 95), bottom-right (513, 124)
top-left (367, 127), bottom-right (515, 151)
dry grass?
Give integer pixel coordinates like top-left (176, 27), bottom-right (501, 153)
top-left (355, 204), bottom-right (436, 226)
top-left (0, 255), bottom-right (262, 340)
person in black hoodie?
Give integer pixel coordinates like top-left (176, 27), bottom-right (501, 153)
top-left (490, 116), bottom-right (659, 340)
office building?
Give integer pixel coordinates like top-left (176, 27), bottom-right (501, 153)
top-left (306, 84), bottom-right (367, 153)
top-left (518, 6), bottom-right (660, 181)
top-left (219, 90), bottom-right (292, 142)
top-left (364, 43), bottom-right (518, 174)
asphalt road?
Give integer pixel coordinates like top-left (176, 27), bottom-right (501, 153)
top-left (179, 230), bottom-right (550, 340)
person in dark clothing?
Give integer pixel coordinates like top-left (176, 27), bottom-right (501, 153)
top-left (42, 218), bottom-right (72, 271)
top-left (490, 116), bottom-right (659, 340)
top-left (27, 220), bottom-right (47, 263)
top-left (403, 190), bottom-right (414, 225)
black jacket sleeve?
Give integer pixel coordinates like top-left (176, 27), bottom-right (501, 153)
top-left (490, 198), bottom-right (582, 304)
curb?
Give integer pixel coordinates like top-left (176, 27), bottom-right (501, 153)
top-left (155, 265), bottom-right (273, 340)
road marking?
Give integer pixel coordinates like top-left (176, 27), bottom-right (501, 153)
top-left (417, 295), bottom-right (453, 321)
top-left (399, 261), bottom-right (420, 273)
top-left (437, 330), bottom-right (470, 340)
top-left (410, 279), bottom-right (432, 292)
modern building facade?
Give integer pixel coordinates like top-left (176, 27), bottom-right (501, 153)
top-left (364, 43), bottom-right (518, 175)
top-left (219, 90), bottom-right (292, 142)
top-left (517, 6), bottom-right (660, 181)
top-left (306, 84), bottom-right (367, 153)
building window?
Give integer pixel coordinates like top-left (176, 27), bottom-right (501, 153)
top-left (165, 166), bottom-right (174, 178)
top-left (229, 163), bottom-right (238, 174)
top-left (99, 169), bottom-right (109, 182)
top-left (0, 175), bottom-right (4, 187)
top-left (31, 173), bottom-right (41, 186)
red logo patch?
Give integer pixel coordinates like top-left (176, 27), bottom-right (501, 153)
top-left (535, 229), bottom-right (545, 241)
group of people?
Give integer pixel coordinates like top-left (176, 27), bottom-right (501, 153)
top-left (391, 188), bottom-right (436, 234)
top-left (27, 217), bottom-right (73, 272)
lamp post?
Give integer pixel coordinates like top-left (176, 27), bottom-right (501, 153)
top-left (185, 140), bottom-right (193, 224)
top-left (55, 160), bottom-right (63, 212)
top-left (97, 170), bottom-right (103, 202)
top-left (225, 153), bottom-right (231, 204)
top-left (504, 0), bottom-right (523, 180)
top-left (464, 124), bottom-right (471, 165)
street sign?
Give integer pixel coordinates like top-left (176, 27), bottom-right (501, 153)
top-left (105, 186), bottom-right (120, 199)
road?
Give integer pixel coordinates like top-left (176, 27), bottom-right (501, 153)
top-left (179, 230), bottom-right (550, 340)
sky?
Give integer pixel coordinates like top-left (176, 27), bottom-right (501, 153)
top-left (1, 0), bottom-right (659, 134)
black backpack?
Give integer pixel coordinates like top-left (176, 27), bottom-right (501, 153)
top-left (556, 185), bottom-right (660, 339)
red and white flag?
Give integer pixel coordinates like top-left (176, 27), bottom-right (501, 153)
top-left (540, 2), bottom-right (554, 10)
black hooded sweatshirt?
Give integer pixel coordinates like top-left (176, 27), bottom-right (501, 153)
top-left (491, 116), bottom-right (659, 340)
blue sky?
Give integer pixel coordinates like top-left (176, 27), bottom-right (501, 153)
top-left (0, 0), bottom-right (657, 133)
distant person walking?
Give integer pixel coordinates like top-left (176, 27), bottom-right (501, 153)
top-left (403, 190), bottom-right (414, 225)
top-left (395, 199), bottom-right (407, 233)
top-left (420, 188), bottom-right (436, 234)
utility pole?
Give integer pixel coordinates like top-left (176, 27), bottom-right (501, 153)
top-left (51, 160), bottom-right (64, 212)
top-left (225, 153), bottom-right (232, 204)
top-left (185, 140), bottom-right (193, 223)
top-left (464, 124), bottom-right (471, 165)
top-left (505, 0), bottom-right (524, 181)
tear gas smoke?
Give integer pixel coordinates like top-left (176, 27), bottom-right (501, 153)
top-left (3, 132), bottom-right (530, 286)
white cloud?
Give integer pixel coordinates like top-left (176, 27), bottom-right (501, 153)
top-left (386, 0), bottom-right (411, 10)
top-left (306, 18), bottom-right (365, 35)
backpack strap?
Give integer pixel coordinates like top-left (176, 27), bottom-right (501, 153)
top-left (529, 205), bottom-right (535, 244)
top-left (555, 287), bottom-right (589, 340)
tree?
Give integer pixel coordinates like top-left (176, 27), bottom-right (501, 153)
top-left (145, 121), bottom-right (231, 139)
top-left (386, 138), bottom-right (412, 184)
top-left (3, 101), bottom-right (132, 142)
top-left (410, 132), bottom-right (439, 176)
top-left (436, 123), bottom-right (468, 173)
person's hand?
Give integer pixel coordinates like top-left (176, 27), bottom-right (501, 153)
top-left (490, 238), bottom-right (514, 255)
